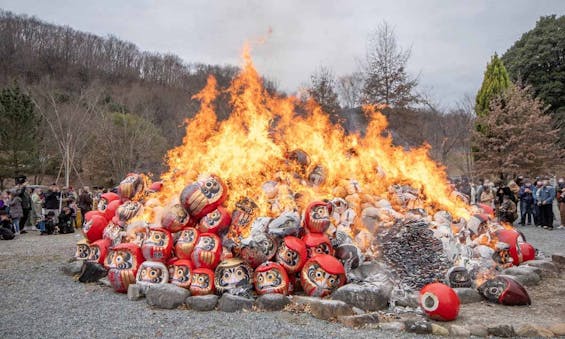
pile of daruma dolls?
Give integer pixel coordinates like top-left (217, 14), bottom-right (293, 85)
top-left (75, 173), bottom-right (349, 299)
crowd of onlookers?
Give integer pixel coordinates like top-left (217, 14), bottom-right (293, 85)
top-left (453, 176), bottom-right (565, 230)
top-left (0, 181), bottom-right (109, 240)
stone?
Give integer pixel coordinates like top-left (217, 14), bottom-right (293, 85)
top-left (431, 323), bottom-right (449, 336)
top-left (450, 324), bottom-right (471, 337)
top-left (487, 325), bottom-right (515, 338)
top-left (78, 262), bottom-right (107, 283)
top-left (379, 321), bottom-right (405, 332)
top-left (522, 260), bottom-right (560, 278)
top-left (405, 320), bottom-right (432, 334)
top-left (468, 324), bottom-right (488, 337)
top-left (146, 284), bottom-right (190, 309)
top-left (255, 294), bottom-right (290, 311)
top-left (503, 265), bottom-right (541, 276)
top-left (337, 313), bottom-right (379, 328)
top-left (308, 299), bottom-right (354, 321)
top-left (217, 293), bottom-right (254, 312)
top-left (61, 261), bottom-right (83, 276)
top-left (127, 284), bottom-right (144, 301)
top-left (552, 253), bottom-right (565, 267)
top-left (549, 323), bottom-right (565, 336)
top-left (352, 307), bottom-right (365, 315)
top-left (516, 324), bottom-right (554, 337)
top-left (331, 282), bottom-right (393, 311)
top-left (454, 288), bottom-right (483, 304)
top-left (504, 272), bottom-right (540, 286)
top-left (185, 295), bottom-right (218, 311)
top-left (98, 277), bottom-right (111, 288)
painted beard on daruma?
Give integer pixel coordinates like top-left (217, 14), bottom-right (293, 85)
top-left (175, 227), bottom-right (199, 259)
top-left (191, 233), bottom-right (222, 269)
top-left (214, 258), bottom-right (254, 295)
top-left (169, 259), bottom-right (194, 289)
top-left (180, 174), bottom-right (227, 219)
top-left (136, 261), bottom-right (168, 288)
top-left (141, 227), bottom-right (172, 262)
top-left (190, 268), bottom-right (215, 296)
top-left (254, 261), bottom-right (290, 295)
top-left (300, 254), bottom-right (345, 297)
top-left (303, 201), bottom-right (332, 233)
top-left (105, 243), bottom-right (143, 293)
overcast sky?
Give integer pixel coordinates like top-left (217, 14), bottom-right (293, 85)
top-left (1, 0), bottom-right (564, 108)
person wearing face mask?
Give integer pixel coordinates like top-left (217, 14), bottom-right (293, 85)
top-left (537, 178), bottom-right (556, 230)
top-left (557, 178), bottom-right (565, 229)
top-left (518, 180), bottom-right (535, 226)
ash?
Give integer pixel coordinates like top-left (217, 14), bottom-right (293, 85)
top-left (378, 219), bottom-right (453, 289)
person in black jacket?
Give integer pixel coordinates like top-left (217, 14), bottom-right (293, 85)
top-left (43, 184), bottom-right (61, 224)
top-left (58, 206), bottom-right (75, 234)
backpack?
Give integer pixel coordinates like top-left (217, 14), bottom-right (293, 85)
top-left (0, 227), bottom-right (15, 240)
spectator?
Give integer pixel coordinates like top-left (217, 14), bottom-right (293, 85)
top-left (58, 206), bottom-right (75, 234)
top-left (480, 183), bottom-right (495, 207)
top-left (537, 179), bottom-right (555, 230)
top-left (16, 184), bottom-right (32, 233)
top-left (532, 180), bottom-right (543, 226)
top-left (557, 177), bottom-right (565, 229)
top-left (78, 187), bottom-right (93, 226)
top-left (31, 188), bottom-right (45, 233)
top-left (518, 181), bottom-right (535, 226)
top-left (0, 210), bottom-right (15, 240)
top-left (7, 190), bottom-right (23, 235)
top-left (498, 194), bottom-right (517, 224)
top-left (44, 184), bottom-right (61, 224)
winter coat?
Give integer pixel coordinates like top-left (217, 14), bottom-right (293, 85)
top-left (44, 190), bottom-right (61, 210)
top-left (8, 196), bottom-right (23, 219)
top-left (31, 193), bottom-right (43, 225)
top-left (518, 185), bottom-right (534, 203)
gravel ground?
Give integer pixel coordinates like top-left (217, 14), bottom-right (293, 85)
top-left (0, 225), bottom-right (563, 339)
top-left (0, 231), bottom-right (428, 339)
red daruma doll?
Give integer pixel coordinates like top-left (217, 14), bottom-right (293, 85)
top-left (180, 175), bottom-right (227, 219)
top-left (191, 233), bottom-right (222, 269)
top-left (300, 254), bottom-right (345, 297)
top-left (105, 243), bottom-right (144, 293)
top-left (141, 227), bottom-right (173, 262)
top-left (303, 201), bottom-right (332, 234)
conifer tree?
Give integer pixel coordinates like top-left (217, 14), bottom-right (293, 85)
top-left (475, 54), bottom-right (511, 117)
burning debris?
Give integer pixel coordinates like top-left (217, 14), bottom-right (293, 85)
top-left (72, 47), bottom-right (542, 323)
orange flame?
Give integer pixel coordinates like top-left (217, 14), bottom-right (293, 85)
top-left (144, 44), bottom-right (470, 227)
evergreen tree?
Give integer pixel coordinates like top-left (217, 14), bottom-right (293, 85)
top-left (501, 15), bottom-right (565, 145)
top-left (472, 84), bottom-right (563, 179)
top-left (0, 85), bottom-right (40, 181)
top-left (475, 53), bottom-right (511, 117)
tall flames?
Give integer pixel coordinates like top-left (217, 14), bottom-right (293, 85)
top-left (145, 44), bottom-right (469, 229)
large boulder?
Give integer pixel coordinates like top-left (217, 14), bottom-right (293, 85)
top-left (255, 294), bottom-right (290, 311)
top-left (127, 284), bottom-right (144, 301)
top-left (217, 293), bottom-right (254, 312)
top-left (146, 284), bottom-right (190, 309)
top-left (332, 281), bottom-right (393, 311)
top-left (522, 260), bottom-right (559, 278)
top-left (308, 299), bottom-right (354, 321)
top-left (185, 295), bottom-right (218, 311)
top-left (337, 313), bottom-right (380, 328)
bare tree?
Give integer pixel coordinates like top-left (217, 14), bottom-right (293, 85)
top-left (336, 72), bottom-right (364, 109)
top-left (30, 79), bottom-right (104, 187)
top-left (362, 21), bottom-right (419, 108)
top-left (307, 66), bottom-right (341, 124)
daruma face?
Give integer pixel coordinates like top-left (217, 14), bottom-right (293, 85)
top-left (198, 207), bottom-right (231, 234)
top-left (118, 173), bottom-right (146, 201)
top-left (141, 227), bottom-right (172, 262)
top-left (136, 261), bottom-right (169, 287)
top-left (214, 258), bottom-right (254, 295)
top-left (117, 201), bottom-right (142, 222)
top-left (87, 238), bottom-right (111, 264)
top-left (75, 240), bottom-right (91, 260)
top-left (191, 233), bottom-right (222, 269)
top-left (180, 175), bottom-right (227, 219)
top-left (276, 236), bottom-right (307, 274)
top-left (478, 276), bottom-right (531, 306)
top-left (303, 233), bottom-right (334, 258)
top-left (190, 268), bottom-right (215, 296)
top-left (161, 204), bottom-right (191, 233)
top-left (175, 227), bottom-right (199, 259)
top-left (300, 254), bottom-right (345, 297)
top-left (254, 261), bottom-right (289, 295)
top-left (304, 201), bottom-right (332, 233)
top-left (105, 243), bottom-right (143, 293)
top-left (169, 259), bottom-right (194, 289)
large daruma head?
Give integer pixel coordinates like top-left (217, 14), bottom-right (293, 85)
top-left (300, 254), bottom-right (345, 297)
top-left (180, 174), bottom-right (227, 219)
top-left (276, 236), bottom-right (307, 274)
top-left (254, 261), bottom-right (290, 295)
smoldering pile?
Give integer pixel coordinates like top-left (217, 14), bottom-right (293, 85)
top-left (378, 219), bottom-right (453, 289)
